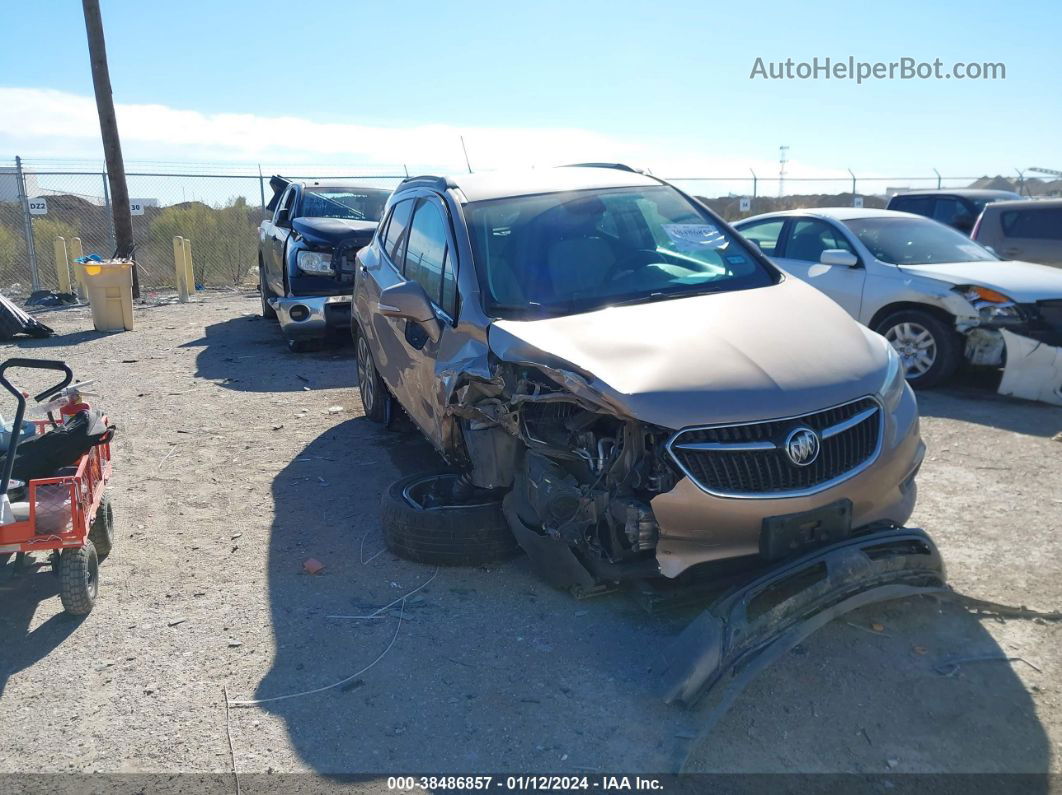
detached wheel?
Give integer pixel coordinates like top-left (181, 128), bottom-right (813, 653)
top-left (88, 493), bottom-right (114, 560)
top-left (59, 542), bottom-right (99, 615)
top-left (356, 330), bottom-right (391, 423)
top-left (876, 309), bottom-right (961, 389)
top-left (381, 473), bottom-right (521, 566)
top-left (259, 266), bottom-right (277, 319)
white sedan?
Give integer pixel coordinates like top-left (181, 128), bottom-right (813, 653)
top-left (734, 208), bottom-right (1062, 387)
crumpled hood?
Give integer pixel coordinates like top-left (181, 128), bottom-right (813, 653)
top-left (291, 216), bottom-right (377, 248)
top-left (489, 277), bottom-right (889, 430)
top-left (899, 259), bottom-right (1062, 303)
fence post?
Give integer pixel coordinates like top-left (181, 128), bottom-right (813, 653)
top-left (848, 169), bottom-right (858, 206)
top-left (69, 237), bottom-right (86, 300)
top-left (14, 156), bottom-right (41, 292)
top-left (181, 238), bottom-right (195, 293)
top-left (933, 168), bottom-right (942, 189)
top-left (173, 236), bottom-right (188, 302)
top-left (749, 169), bottom-right (758, 200)
top-left (53, 236), bottom-right (71, 294)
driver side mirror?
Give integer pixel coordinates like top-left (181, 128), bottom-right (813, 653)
top-left (820, 249), bottom-right (859, 267)
top-left (378, 280), bottom-right (441, 344)
top-left (275, 207), bottom-right (291, 228)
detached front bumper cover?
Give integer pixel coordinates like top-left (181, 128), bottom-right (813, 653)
top-left (655, 528), bottom-right (945, 710)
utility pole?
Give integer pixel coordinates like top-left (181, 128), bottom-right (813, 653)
top-left (82, 0), bottom-right (139, 297)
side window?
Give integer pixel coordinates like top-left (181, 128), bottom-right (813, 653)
top-left (785, 219), bottom-right (855, 262)
top-left (383, 199), bottom-right (415, 267)
top-left (738, 219), bottom-right (785, 255)
top-left (932, 197), bottom-right (966, 226)
top-left (891, 196), bottom-right (933, 217)
top-left (440, 249), bottom-right (458, 317)
top-left (1001, 208), bottom-right (1062, 240)
top-left (275, 187), bottom-right (296, 225)
top-left (404, 199), bottom-right (449, 309)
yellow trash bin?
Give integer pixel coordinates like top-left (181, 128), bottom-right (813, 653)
top-left (77, 260), bottom-right (135, 332)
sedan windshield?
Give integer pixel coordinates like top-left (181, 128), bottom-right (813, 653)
top-left (299, 188), bottom-right (390, 221)
top-left (843, 216), bottom-right (999, 265)
top-left (464, 185), bottom-right (776, 317)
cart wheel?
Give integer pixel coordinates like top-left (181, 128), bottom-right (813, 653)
top-left (59, 542), bottom-right (98, 615)
top-left (89, 494), bottom-right (115, 560)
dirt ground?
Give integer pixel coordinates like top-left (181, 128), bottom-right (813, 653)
top-left (1, 290), bottom-right (1060, 782)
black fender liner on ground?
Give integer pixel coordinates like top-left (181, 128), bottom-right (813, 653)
top-left (654, 528), bottom-right (946, 714)
top-left (381, 473), bottom-right (521, 566)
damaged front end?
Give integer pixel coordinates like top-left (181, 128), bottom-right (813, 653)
top-left (655, 528), bottom-right (946, 709)
top-left (447, 351), bottom-right (679, 593)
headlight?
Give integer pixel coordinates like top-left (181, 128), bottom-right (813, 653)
top-left (297, 250), bottom-right (334, 275)
top-left (956, 285), bottom-right (1024, 326)
top-left (879, 341), bottom-right (907, 410)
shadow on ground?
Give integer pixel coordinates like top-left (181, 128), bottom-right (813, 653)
top-left (0, 556), bottom-right (86, 699)
top-left (181, 313), bottom-right (353, 393)
top-left (250, 419), bottom-right (1051, 775)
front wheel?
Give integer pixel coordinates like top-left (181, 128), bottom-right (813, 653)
top-left (876, 309), bottom-right (961, 389)
top-left (259, 267), bottom-right (277, 319)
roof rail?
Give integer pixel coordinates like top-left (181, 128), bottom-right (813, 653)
top-left (561, 162), bottom-right (643, 174)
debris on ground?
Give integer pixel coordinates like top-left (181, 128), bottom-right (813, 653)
top-left (303, 558), bottom-right (326, 575)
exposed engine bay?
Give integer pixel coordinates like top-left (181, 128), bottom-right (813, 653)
top-left (448, 359), bottom-right (680, 590)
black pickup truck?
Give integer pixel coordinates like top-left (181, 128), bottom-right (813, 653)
top-left (259, 177), bottom-right (391, 351)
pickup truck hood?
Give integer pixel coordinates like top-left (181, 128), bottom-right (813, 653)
top-left (899, 259), bottom-right (1062, 302)
top-left (488, 277), bottom-right (888, 430)
top-left (291, 216), bottom-right (377, 248)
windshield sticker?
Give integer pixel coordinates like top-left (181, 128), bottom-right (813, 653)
top-left (662, 224), bottom-right (726, 249)
top-left (725, 254), bottom-right (747, 265)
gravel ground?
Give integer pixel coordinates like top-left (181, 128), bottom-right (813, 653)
top-left (0, 290), bottom-right (1059, 782)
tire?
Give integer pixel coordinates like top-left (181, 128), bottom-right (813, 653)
top-left (381, 473), bottom-right (521, 566)
top-left (88, 493), bottom-right (114, 560)
top-left (875, 309), bottom-right (961, 389)
top-left (356, 330), bottom-right (391, 423)
top-left (59, 542), bottom-right (98, 615)
top-left (260, 266), bottom-right (277, 319)
top-left (287, 338), bottom-right (321, 353)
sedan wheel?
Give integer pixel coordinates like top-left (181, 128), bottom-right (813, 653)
top-left (356, 332), bottom-right (390, 423)
top-left (885, 321), bottom-right (937, 378)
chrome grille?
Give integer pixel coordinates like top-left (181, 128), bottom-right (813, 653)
top-left (667, 397), bottom-right (883, 498)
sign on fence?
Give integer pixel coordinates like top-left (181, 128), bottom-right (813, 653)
top-left (853, 196), bottom-right (864, 208)
top-left (739, 197), bottom-right (751, 212)
top-left (130, 200), bottom-right (144, 215)
top-left (28, 197), bottom-right (47, 215)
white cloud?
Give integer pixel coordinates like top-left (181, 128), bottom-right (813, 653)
top-left (0, 86), bottom-right (851, 186)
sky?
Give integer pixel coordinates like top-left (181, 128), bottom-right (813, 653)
top-left (1, 0), bottom-right (1059, 184)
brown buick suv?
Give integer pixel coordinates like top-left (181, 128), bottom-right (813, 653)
top-left (351, 165), bottom-right (925, 591)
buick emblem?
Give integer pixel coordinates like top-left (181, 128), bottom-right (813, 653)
top-left (784, 427), bottom-right (820, 467)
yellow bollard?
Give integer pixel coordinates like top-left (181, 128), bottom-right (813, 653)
top-left (173, 236), bottom-right (188, 303)
top-left (53, 236), bottom-right (71, 294)
top-left (181, 238), bottom-right (195, 296)
top-left (69, 237), bottom-right (86, 301)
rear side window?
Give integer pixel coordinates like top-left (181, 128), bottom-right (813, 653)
top-left (383, 199), bottom-right (415, 266)
top-left (739, 219), bottom-right (785, 255)
top-left (932, 197), bottom-right (965, 225)
top-left (404, 200), bottom-right (448, 307)
top-left (1001, 208), bottom-right (1062, 240)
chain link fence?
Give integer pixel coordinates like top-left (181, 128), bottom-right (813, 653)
top-left (1, 157), bottom-right (1048, 302)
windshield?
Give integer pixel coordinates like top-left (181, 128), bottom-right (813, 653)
top-left (971, 194), bottom-right (1021, 213)
top-left (464, 185), bottom-right (776, 318)
top-left (843, 216), bottom-right (999, 265)
top-left (299, 188), bottom-right (390, 221)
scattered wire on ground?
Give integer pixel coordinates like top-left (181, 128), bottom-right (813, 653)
top-left (947, 592), bottom-right (1062, 621)
top-left (934, 654), bottom-right (1043, 677)
top-left (221, 686), bottom-right (241, 795)
top-left (327, 567), bottom-right (439, 620)
top-left (359, 526), bottom-right (385, 566)
top-left (228, 598), bottom-right (408, 707)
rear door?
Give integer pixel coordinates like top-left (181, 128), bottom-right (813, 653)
top-left (997, 206), bottom-right (1062, 267)
top-left (888, 195), bottom-right (934, 220)
top-left (774, 217), bottom-right (866, 317)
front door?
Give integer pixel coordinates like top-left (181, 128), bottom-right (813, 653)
top-left (775, 217), bottom-right (866, 318)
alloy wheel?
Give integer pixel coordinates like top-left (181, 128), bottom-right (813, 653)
top-left (357, 335), bottom-right (375, 414)
top-left (885, 321), bottom-right (937, 378)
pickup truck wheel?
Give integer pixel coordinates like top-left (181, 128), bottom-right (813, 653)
top-left (356, 332), bottom-right (391, 423)
top-left (259, 269), bottom-right (277, 319)
top-left (875, 309), bottom-right (961, 389)
top-left (380, 473), bottom-right (521, 566)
